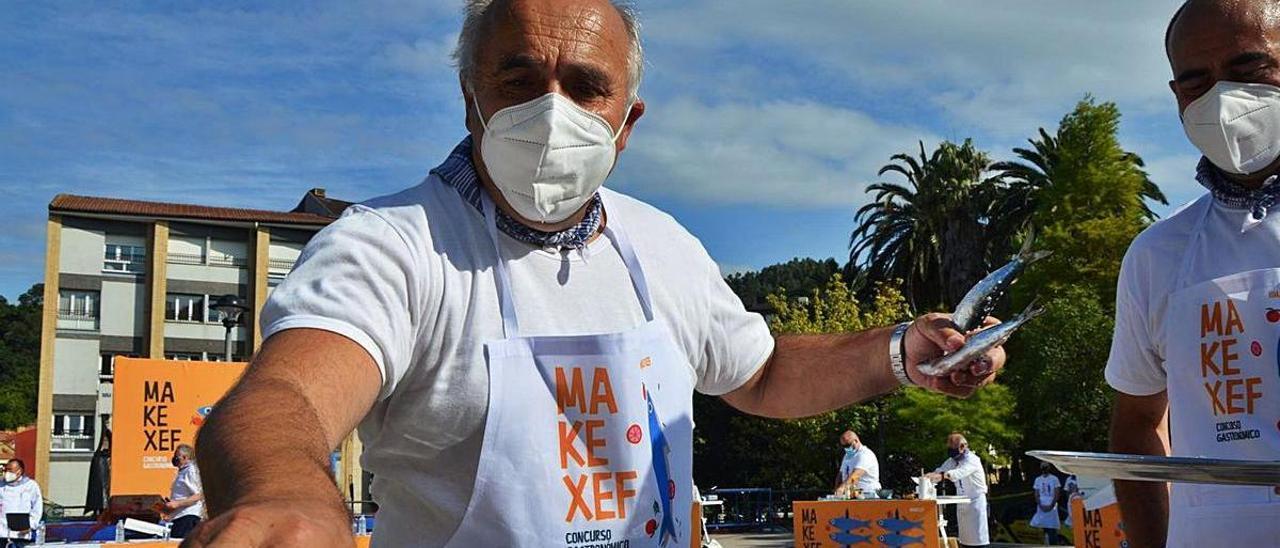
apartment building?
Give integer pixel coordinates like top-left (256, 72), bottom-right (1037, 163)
top-left (35, 188), bottom-right (352, 506)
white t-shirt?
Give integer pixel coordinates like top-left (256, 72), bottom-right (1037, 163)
top-left (1033, 474), bottom-right (1061, 507)
top-left (170, 463), bottom-right (204, 521)
top-left (0, 476), bottom-right (42, 539)
top-left (838, 446), bottom-right (882, 493)
top-left (1106, 194), bottom-right (1280, 395)
top-left (260, 179), bottom-right (775, 543)
top-left (1063, 475), bottom-right (1079, 497)
top-left (935, 452), bottom-right (988, 499)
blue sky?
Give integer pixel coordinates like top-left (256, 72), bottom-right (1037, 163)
top-left (0, 0), bottom-right (1200, 299)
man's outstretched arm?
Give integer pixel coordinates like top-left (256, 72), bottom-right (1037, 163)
top-left (723, 314), bottom-right (1004, 419)
top-left (184, 328), bottom-right (382, 547)
top-left (1109, 391), bottom-right (1170, 548)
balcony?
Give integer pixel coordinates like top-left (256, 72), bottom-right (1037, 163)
top-left (102, 258), bottom-right (144, 274)
top-left (167, 252), bottom-right (204, 266)
top-left (51, 434), bottom-right (94, 452)
top-left (209, 254), bottom-right (247, 267)
top-left (168, 252), bottom-right (247, 268)
top-left (268, 258), bottom-right (296, 272)
top-left (56, 310), bottom-right (99, 331)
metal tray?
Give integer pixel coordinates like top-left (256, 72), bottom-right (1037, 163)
top-left (1027, 450), bottom-right (1280, 486)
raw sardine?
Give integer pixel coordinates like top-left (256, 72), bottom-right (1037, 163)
top-left (952, 238), bottom-right (1050, 332)
top-left (918, 300), bottom-right (1046, 377)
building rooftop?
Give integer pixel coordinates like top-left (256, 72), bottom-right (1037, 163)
top-left (48, 188), bottom-right (351, 226)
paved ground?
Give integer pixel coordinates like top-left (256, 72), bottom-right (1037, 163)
top-left (713, 532), bottom-right (1051, 548)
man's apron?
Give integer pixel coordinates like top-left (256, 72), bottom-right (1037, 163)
top-left (945, 454), bottom-right (988, 546)
top-left (1163, 195), bottom-right (1280, 546)
top-left (955, 494), bottom-right (988, 546)
top-left (1028, 478), bottom-right (1059, 530)
top-left (442, 193), bottom-right (695, 547)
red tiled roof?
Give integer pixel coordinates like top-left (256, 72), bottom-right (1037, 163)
top-left (49, 194), bottom-right (337, 226)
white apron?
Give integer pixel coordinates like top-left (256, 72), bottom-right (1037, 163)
top-left (1028, 479), bottom-right (1059, 530)
top-left (440, 194), bottom-right (696, 547)
top-left (955, 494), bottom-right (988, 546)
top-left (1162, 195), bottom-right (1280, 547)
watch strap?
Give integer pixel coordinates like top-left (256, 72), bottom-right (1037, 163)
top-left (889, 322), bottom-right (913, 386)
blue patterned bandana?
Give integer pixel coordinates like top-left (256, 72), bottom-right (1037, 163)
top-left (431, 136), bottom-right (604, 249)
top-left (1196, 157), bottom-right (1280, 221)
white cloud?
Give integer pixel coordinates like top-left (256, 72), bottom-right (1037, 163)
top-left (642, 0), bottom-right (1176, 138)
top-left (617, 97), bottom-right (939, 208)
top-left (376, 34), bottom-right (459, 78)
top-left (619, 0), bottom-right (1203, 215)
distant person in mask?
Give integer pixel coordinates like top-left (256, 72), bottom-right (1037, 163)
top-left (925, 433), bottom-right (988, 547)
top-left (0, 460), bottom-right (41, 547)
top-left (163, 445), bottom-right (204, 538)
top-left (834, 430), bottom-right (881, 498)
top-left (1107, 2), bottom-right (1280, 547)
top-left (184, 0), bottom-right (1008, 545)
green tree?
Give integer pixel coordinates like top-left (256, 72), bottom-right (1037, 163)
top-left (1002, 287), bottom-right (1115, 455)
top-left (886, 383), bottom-right (1021, 470)
top-left (850, 140), bottom-right (1004, 311)
top-left (724, 258), bottom-right (842, 310)
top-left (993, 97), bottom-right (1168, 304)
top-left (0, 284), bottom-right (43, 430)
top-left (995, 98), bottom-right (1168, 475)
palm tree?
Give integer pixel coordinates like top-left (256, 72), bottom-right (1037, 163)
top-left (850, 140), bottom-right (1003, 311)
top-left (991, 100), bottom-right (1168, 234)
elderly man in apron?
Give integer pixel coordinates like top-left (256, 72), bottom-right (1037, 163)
top-left (1108, 2), bottom-right (1280, 546)
top-left (926, 434), bottom-right (989, 547)
top-left (182, 0), bottom-right (1008, 546)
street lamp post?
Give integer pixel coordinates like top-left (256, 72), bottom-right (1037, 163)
top-left (210, 295), bottom-right (248, 362)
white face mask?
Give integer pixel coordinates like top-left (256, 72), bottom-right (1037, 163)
top-left (475, 92), bottom-right (628, 223)
top-left (1182, 81), bottom-right (1280, 175)
top-left (3, 472), bottom-right (18, 483)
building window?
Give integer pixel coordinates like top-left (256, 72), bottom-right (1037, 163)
top-left (166, 293), bottom-right (205, 322)
top-left (51, 413), bottom-right (95, 451)
top-left (57, 290), bottom-right (99, 331)
top-left (208, 239), bottom-right (247, 268)
top-left (164, 352), bottom-right (204, 361)
top-left (103, 243), bottom-right (146, 273)
top-left (100, 353), bottom-right (139, 379)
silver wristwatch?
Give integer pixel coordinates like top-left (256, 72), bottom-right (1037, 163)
top-left (889, 322), bottom-right (913, 386)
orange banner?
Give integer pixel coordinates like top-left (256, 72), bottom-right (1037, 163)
top-left (793, 499), bottom-right (940, 548)
top-left (1070, 497), bottom-right (1127, 548)
top-left (111, 358), bottom-right (246, 496)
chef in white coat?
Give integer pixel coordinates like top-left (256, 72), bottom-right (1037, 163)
top-left (1030, 463), bottom-right (1061, 545)
top-left (1108, 2), bottom-right (1280, 547)
top-left (181, 0), bottom-right (1009, 545)
top-left (926, 433), bottom-right (989, 547)
top-left (834, 431), bottom-right (881, 498)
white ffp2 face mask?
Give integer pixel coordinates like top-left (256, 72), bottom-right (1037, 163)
top-left (475, 92), bottom-right (628, 223)
top-left (1182, 81), bottom-right (1280, 175)
top-left (3, 472), bottom-right (17, 483)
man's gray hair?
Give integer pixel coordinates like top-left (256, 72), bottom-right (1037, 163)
top-left (176, 444), bottom-right (194, 458)
top-left (452, 0), bottom-right (645, 100)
